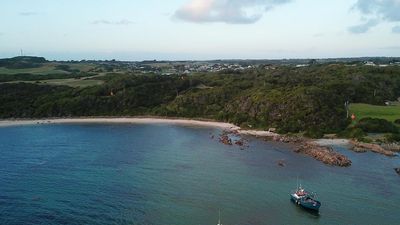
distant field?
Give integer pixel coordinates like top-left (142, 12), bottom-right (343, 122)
top-left (0, 63), bottom-right (96, 75)
top-left (8, 78), bottom-right (104, 88)
top-left (350, 103), bottom-right (400, 122)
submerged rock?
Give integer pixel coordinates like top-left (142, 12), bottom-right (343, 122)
top-left (395, 168), bottom-right (400, 175)
top-left (277, 159), bottom-right (286, 167)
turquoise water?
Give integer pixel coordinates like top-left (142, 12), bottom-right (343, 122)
top-left (0, 124), bottom-right (399, 225)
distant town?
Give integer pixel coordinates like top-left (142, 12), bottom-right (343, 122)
top-left (56, 57), bottom-right (399, 76)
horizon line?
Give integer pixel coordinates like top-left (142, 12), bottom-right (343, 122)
top-left (2, 55), bottom-right (400, 62)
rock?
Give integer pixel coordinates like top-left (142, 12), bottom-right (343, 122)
top-left (267, 134), bottom-right (351, 166)
top-left (277, 160), bottom-right (286, 167)
top-left (352, 146), bottom-right (368, 153)
top-left (350, 140), bottom-right (396, 157)
top-left (382, 143), bottom-right (400, 152)
top-left (395, 168), bottom-right (400, 175)
top-left (295, 142), bottom-right (352, 167)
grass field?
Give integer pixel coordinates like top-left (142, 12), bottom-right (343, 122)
top-left (0, 63), bottom-right (96, 75)
top-left (8, 78), bottom-right (104, 88)
top-left (350, 103), bottom-right (400, 122)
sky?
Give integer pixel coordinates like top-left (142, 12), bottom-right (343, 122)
top-left (0, 0), bottom-right (399, 60)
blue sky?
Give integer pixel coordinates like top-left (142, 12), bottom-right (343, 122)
top-left (0, 0), bottom-right (399, 60)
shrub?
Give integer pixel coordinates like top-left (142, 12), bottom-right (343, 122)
top-left (355, 117), bottom-right (399, 133)
top-left (394, 119), bottom-right (400, 125)
top-left (304, 128), bottom-right (324, 139)
top-left (338, 127), bottom-right (366, 139)
top-left (386, 133), bottom-right (400, 142)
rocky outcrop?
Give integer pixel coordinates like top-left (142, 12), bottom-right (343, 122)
top-left (382, 143), bottom-right (400, 153)
top-left (395, 168), bottom-right (400, 175)
top-left (350, 140), bottom-right (396, 157)
top-left (269, 135), bottom-right (304, 143)
top-left (266, 135), bottom-right (351, 167)
top-left (218, 130), bottom-right (249, 150)
top-left (295, 142), bottom-right (352, 167)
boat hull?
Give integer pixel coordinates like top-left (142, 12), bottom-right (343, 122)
top-left (300, 200), bottom-right (321, 211)
top-left (290, 194), bottom-right (321, 211)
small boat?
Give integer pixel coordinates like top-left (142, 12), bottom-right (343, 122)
top-left (291, 184), bottom-right (321, 211)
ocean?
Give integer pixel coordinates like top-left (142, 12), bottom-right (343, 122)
top-left (0, 123), bottom-right (399, 225)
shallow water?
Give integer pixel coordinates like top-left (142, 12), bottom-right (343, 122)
top-left (0, 124), bottom-right (399, 225)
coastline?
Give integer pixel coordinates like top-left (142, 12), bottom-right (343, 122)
top-left (0, 117), bottom-right (240, 130)
top-left (2, 117), bottom-right (397, 167)
top-left (0, 117), bottom-right (275, 137)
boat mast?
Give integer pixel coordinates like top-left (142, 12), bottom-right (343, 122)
top-left (217, 210), bottom-right (222, 225)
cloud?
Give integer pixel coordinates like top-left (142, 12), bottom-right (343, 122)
top-left (174, 0), bottom-right (292, 24)
top-left (348, 19), bottom-right (379, 33)
top-left (19, 12), bottom-right (41, 16)
top-left (92, 19), bottom-right (134, 25)
top-left (350, 0), bottom-right (400, 33)
top-left (393, 25), bottom-right (400, 33)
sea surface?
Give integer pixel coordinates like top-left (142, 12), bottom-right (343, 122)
top-left (0, 124), bottom-right (399, 225)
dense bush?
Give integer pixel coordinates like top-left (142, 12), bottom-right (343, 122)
top-left (338, 127), bottom-right (366, 139)
top-left (394, 119), bottom-right (400, 125)
top-left (304, 128), bottom-right (324, 139)
top-left (355, 118), bottom-right (399, 133)
top-left (385, 133), bottom-right (400, 142)
top-left (1, 62), bottom-right (400, 135)
top-left (0, 56), bottom-right (46, 69)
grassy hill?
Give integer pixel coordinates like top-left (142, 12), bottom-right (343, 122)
top-left (1, 59), bottom-right (400, 137)
top-left (350, 103), bottom-right (400, 122)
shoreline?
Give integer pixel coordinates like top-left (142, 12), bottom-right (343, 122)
top-left (2, 117), bottom-right (397, 167)
top-left (0, 118), bottom-right (355, 143)
top-left (0, 117), bottom-right (238, 129)
top-left (0, 117), bottom-right (279, 137)
top-left (0, 117), bottom-right (278, 137)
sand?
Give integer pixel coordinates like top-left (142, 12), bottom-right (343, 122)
top-left (0, 118), bottom-right (347, 142)
top-left (0, 118), bottom-right (240, 130)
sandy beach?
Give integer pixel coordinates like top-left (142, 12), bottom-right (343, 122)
top-left (0, 117), bottom-right (282, 138)
top-left (0, 118), bottom-right (344, 141)
top-left (0, 117), bottom-right (240, 129)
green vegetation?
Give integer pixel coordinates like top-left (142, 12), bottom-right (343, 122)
top-left (0, 56), bottom-right (104, 87)
top-left (338, 127), bottom-right (366, 140)
top-left (1, 56), bottom-right (400, 137)
top-left (350, 103), bottom-right (400, 122)
top-left (385, 133), bottom-right (400, 142)
top-left (354, 117), bottom-right (399, 133)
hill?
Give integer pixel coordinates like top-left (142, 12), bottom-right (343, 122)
top-left (0, 56), bottom-right (47, 69)
top-left (0, 60), bottom-right (400, 137)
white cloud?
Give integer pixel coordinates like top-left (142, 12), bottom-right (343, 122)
top-left (92, 19), bottom-right (134, 25)
top-left (350, 0), bottom-right (400, 33)
top-left (174, 0), bottom-right (292, 24)
top-left (348, 19), bottom-right (379, 33)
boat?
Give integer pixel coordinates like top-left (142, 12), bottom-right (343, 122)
top-left (299, 194), bottom-right (321, 211)
top-left (290, 183), bottom-right (321, 211)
